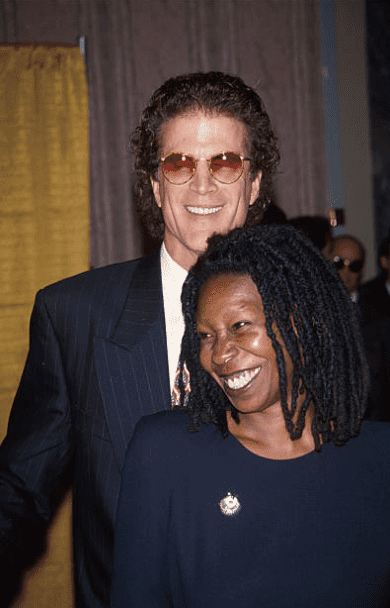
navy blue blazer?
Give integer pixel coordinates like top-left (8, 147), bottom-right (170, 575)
top-left (0, 248), bottom-right (172, 607)
top-left (360, 274), bottom-right (390, 322)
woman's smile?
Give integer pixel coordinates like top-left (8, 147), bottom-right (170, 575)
top-left (222, 366), bottom-right (261, 391)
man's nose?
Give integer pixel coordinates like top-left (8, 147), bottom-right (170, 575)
top-left (211, 334), bottom-right (236, 367)
top-left (189, 160), bottom-right (218, 194)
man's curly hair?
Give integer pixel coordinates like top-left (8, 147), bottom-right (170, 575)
top-left (178, 225), bottom-right (370, 450)
top-left (131, 72), bottom-right (280, 241)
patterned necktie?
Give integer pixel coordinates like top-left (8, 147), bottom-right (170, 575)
top-left (171, 362), bottom-right (191, 407)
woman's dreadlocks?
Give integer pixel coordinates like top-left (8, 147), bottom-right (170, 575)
top-left (178, 225), bottom-right (370, 450)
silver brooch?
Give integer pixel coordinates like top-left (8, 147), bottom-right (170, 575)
top-left (219, 492), bottom-right (241, 516)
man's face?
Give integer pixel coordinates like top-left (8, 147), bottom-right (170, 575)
top-left (329, 238), bottom-right (364, 294)
top-left (151, 111), bottom-right (262, 270)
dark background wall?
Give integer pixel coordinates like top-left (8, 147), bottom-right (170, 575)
top-left (365, 0), bottom-right (390, 256)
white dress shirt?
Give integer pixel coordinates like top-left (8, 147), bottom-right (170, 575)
top-left (350, 291), bottom-right (358, 303)
top-left (160, 243), bottom-right (188, 391)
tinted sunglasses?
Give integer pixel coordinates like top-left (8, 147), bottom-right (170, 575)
top-left (160, 152), bottom-right (251, 185)
top-left (333, 256), bottom-right (364, 273)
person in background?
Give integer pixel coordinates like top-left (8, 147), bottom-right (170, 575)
top-left (326, 234), bottom-right (366, 302)
top-left (0, 72), bottom-right (279, 607)
top-left (112, 225), bottom-right (390, 608)
top-left (288, 215), bottom-right (333, 255)
top-left (360, 234), bottom-right (390, 320)
top-left (359, 234), bottom-right (390, 421)
top-left (322, 234), bottom-right (390, 418)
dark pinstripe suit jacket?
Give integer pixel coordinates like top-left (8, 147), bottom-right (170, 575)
top-left (0, 248), bottom-right (171, 608)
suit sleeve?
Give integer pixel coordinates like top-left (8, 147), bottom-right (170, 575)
top-left (111, 418), bottom-right (173, 608)
top-left (0, 290), bottom-right (73, 580)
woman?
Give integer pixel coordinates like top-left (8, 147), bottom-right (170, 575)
top-left (111, 225), bottom-right (390, 608)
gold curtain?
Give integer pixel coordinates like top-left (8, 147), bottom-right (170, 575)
top-left (0, 44), bottom-right (89, 607)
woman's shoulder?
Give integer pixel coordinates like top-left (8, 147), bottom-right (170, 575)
top-left (358, 420), bottom-right (390, 441)
top-left (129, 409), bottom-right (221, 462)
top-left (346, 421), bottom-right (390, 461)
top-left (134, 408), bottom-right (191, 441)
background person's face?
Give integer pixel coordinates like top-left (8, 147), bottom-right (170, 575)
top-left (151, 111), bottom-right (262, 270)
top-left (330, 239), bottom-right (364, 294)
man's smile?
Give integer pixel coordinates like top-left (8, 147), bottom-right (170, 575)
top-left (185, 206), bottom-right (222, 215)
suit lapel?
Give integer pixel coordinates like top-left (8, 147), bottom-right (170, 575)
top-left (94, 249), bottom-right (171, 469)
top-left (111, 249), bottom-right (164, 346)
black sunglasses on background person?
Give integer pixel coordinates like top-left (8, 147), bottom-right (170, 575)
top-left (333, 256), bottom-right (364, 273)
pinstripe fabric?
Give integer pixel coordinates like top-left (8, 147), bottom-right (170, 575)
top-left (0, 248), bottom-right (171, 608)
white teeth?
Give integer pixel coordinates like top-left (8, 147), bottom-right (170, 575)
top-left (225, 367), bottom-right (261, 390)
top-left (185, 206), bottom-right (222, 215)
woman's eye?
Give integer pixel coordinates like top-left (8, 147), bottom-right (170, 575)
top-left (232, 321), bottom-right (249, 331)
top-left (197, 332), bottom-right (211, 341)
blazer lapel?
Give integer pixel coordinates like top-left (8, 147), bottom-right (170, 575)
top-left (94, 249), bottom-right (171, 469)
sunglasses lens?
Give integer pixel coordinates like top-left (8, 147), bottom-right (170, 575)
top-left (210, 152), bottom-right (244, 184)
top-left (333, 258), bottom-right (344, 270)
top-left (349, 260), bottom-right (363, 273)
top-left (333, 257), bottom-right (363, 272)
top-left (162, 154), bottom-right (195, 184)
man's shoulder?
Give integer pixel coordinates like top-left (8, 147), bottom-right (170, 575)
top-left (37, 249), bottom-right (161, 307)
top-left (33, 261), bottom-right (141, 321)
top-left (40, 258), bottom-right (144, 296)
top-left (136, 409), bottom-right (190, 436)
top-left (360, 274), bottom-right (386, 298)
top-left (359, 274), bottom-right (390, 320)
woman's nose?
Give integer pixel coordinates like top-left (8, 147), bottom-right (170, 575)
top-left (211, 335), bottom-right (236, 367)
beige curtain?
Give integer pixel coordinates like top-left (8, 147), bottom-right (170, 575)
top-left (79, 0), bottom-right (327, 267)
top-left (0, 44), bottom-right (89, 608)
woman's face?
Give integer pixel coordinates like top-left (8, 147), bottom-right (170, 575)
top-left (196, 273), bottom-right (294, 416)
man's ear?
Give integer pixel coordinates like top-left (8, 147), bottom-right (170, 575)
top-left (249, 170), bottom-right (262, 206)
top-left (150, 175), bottom-right (162, 208)
top-left (379, 254), bottom-right (389, 271)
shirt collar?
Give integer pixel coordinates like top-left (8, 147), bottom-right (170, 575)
top-left (350, 291), bottom-right (358, 303)
top-left (160, 243), bottom-right (188, 289)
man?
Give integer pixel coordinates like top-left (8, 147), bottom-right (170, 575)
top-left (0, 72), bottom-right (279, 607)
top-left (359, 234), bottom-right (390, 319)
top-left (359, 234), bottom-right (390, 420)
top-left (327, 234), bottom-right (366, 301)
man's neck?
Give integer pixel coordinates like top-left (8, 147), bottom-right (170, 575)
top-left (161, 242), bottom-right (190, 276)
